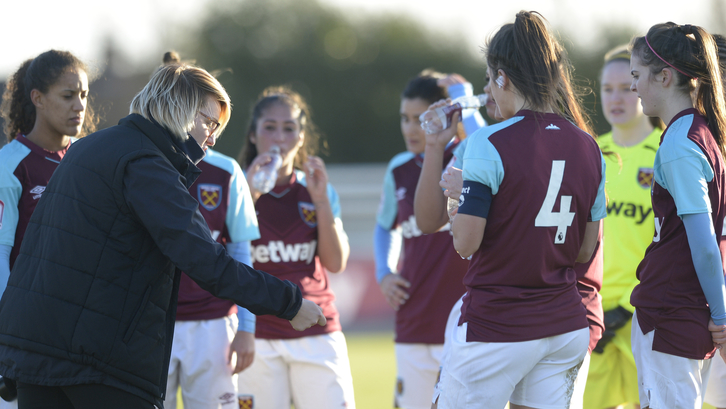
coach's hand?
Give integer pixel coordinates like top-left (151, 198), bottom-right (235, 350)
top-left (229, 331), bottom-right (255, 373)
top-left (380, 273), bottom-right (410, 311)
top-left (290, 299), bottom-right (326, 331)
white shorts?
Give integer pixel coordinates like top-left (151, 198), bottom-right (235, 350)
top-left (165, 315), bottom-right (239, 409)
top-left (438, 323), bottom-right (589, 409)
top-left (705, 354), bottom-right (726, 408)
top-left (631, 311), bottom-right (712, 409)
top-left (394, 343), bottom-right (443, 409)
top-left (432, 295), bottom-right (464, 405)
top-left (237, 331), bottom-right (355, 409)
top-left (569, 351), bottom-right (591, 409)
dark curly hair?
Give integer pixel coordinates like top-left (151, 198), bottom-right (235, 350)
top-left (1, 49), bottom-right (98, 143)
top-left (239, 86), bottom-right (327, 169)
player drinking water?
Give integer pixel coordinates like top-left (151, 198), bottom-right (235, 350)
top-left (437, 11), bottom-right (606, 408)
top-left (236, 86), bottom-right (355, 409)
top-left (374, 70), bottom-right (485, 409)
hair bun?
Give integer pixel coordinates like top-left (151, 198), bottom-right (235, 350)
top-left (163, 51), bottom-right (181, 65)
top-left (681, 24), bottom-right (694, 35)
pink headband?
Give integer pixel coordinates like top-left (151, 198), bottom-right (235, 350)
top-left (645, 35), bottom-right (697, 80)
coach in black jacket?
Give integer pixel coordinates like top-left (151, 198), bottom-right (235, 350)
top-left (0, 64), bottom-right (325, 408)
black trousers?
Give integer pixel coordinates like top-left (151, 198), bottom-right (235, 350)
top-left (17, 382), bottom-right (154, 409)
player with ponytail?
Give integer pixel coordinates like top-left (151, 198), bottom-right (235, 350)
top-left (629, 22), bottom-right (726, 408)
top-left (434, 11), bottom-right (606, 408)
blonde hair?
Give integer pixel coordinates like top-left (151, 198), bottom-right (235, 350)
top-left (130, 63), bottom-right (231, 139)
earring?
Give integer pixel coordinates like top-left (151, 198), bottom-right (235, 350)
top-left (496, 77), bottom-right (505, 89)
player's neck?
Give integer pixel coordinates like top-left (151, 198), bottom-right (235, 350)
top-left (26, 123), bottom-right (70, 152)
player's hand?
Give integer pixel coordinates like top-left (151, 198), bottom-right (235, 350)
top-left (709, 318), bottom-right (726, 344)
top-left (303, 156), bottom-right (329, 204)
top-left (604, 307), bottom-right (632, 331)
top-left (229, 331), bottom-right (255, 374)
top-left (245, 152), bottom-right (277, 202)
top-left (424, 99), bottom-right (461, 150)
top-left (437, 73), bottom-right (467, 88)
top-left (440, 167), bottom-right (463, 200)
top-left (708, 319), bottom-right (726, 363)
top-left (592, 329), bottom-right (615, 354)
top-left (379, 273), bottom-right (411, 311)
top-left (289, 299), bottom-right (326, 331)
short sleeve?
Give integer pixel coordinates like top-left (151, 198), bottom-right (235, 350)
top-left (0, 147), bottom-right (26, 247)
top-left (326, 182), bottom-right (342, 219)
top-left (656, 139), bottom-right (713, 216)
top-left (590, 153), bottom-right (607, 222)
top-left (377, 154), bottom-right (412, 229)
top-left (451, 138), bottom-right (468, 170)
top-left (227, 160), bottom-right (261, 243)
top-left (461, 134), bottom-right (504, 194)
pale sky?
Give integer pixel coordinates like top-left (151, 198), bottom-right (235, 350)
top-left (1, 0), bottom-right (722, 78)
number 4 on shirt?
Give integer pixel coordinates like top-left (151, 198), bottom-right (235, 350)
top-left (535, 160), bottom-right (575, 244)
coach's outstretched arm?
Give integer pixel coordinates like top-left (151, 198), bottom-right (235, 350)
top-left (124, 152), bottom-right (324, 330)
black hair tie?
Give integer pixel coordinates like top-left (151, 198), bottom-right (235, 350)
top-left (681, 24), bottom-right (694, 35)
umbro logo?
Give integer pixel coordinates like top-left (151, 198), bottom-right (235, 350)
top-left (395, 187), bottom-right (406, 201)
top-left (545, 124), bottom-right (560, 130)
top-left (30, 185), bottom-right (46, 200)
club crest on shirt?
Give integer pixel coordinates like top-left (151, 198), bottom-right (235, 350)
top-left (198, 183), bottom-right (222, 211)
top-left (637, 167), bottom-right (654, 189)
top-left (298, 201), bottom-right (317, 227)
top-left (238, 394), bottom-right (254, 409)
top-left (396, 377), bottom-right (404, 395)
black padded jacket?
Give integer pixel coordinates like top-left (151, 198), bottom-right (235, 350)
top-left (0, 114), bottom-right (302, 407)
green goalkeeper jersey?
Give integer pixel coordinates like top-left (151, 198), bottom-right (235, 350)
top-left (598, 128), bottom-right (661, 312)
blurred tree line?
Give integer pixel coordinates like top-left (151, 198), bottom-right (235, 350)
top-left (2, 0), bottom-right (723, 162)
top-left (179, 0), bottom-right (646, 163)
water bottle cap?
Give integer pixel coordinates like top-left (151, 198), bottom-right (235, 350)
top-left (476, 94), bottom-right (488, 105)
top-left (269, 145), bottom-right (281, 154)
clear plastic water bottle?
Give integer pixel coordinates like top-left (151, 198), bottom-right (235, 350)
top-left (419, 94), bottom-right (488, 134)
top-left (447, 196), bottom-right (459, 224)
top-left (252, 145), bottom-right (282, 194)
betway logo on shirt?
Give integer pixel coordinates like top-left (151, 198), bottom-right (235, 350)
top-left (400, 215), bottom-right (451, 239)
top-left (606, 201), bottom-right (652, 225)
top-left (251, 240), bottom-right (317, 264)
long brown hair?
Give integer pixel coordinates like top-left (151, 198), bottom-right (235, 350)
top-left (239, 86), bottom-right (326, 169)
top-left (0, 50), bottom-right (98, 142)
top-left (486, 11), bottom-right (594, 136)
top-left (631, 23), bottom-right (726, 157)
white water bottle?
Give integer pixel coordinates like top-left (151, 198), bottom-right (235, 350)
top-left (252, 145), bottom-right (282, 194)
top-left (419, 94), bottom-right (488, 134)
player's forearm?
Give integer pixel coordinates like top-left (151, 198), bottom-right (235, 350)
top-left (314, 199), bottom-right (349, 273)
top-left (414, 145), bottom-right (449, 233)
top-left (452, 214), bottom-right (486, 258)
top-left (683, 213), bottom-right (726, 325)
top-left (373, 223), bottom-right (401, 283)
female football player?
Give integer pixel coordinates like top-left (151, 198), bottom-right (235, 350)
top-left (0, 49), bottom-right (97, 299)
top-left (582, 45), bottom-right (663, 409)
top-left (438, 11), bottom-right (606, 408)
top-left (375, 70), bottom-right (485, 409)
top-left (236, 86), bottom-right (355, 408)
top-left (629, 22), bottom-right (726, 408)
